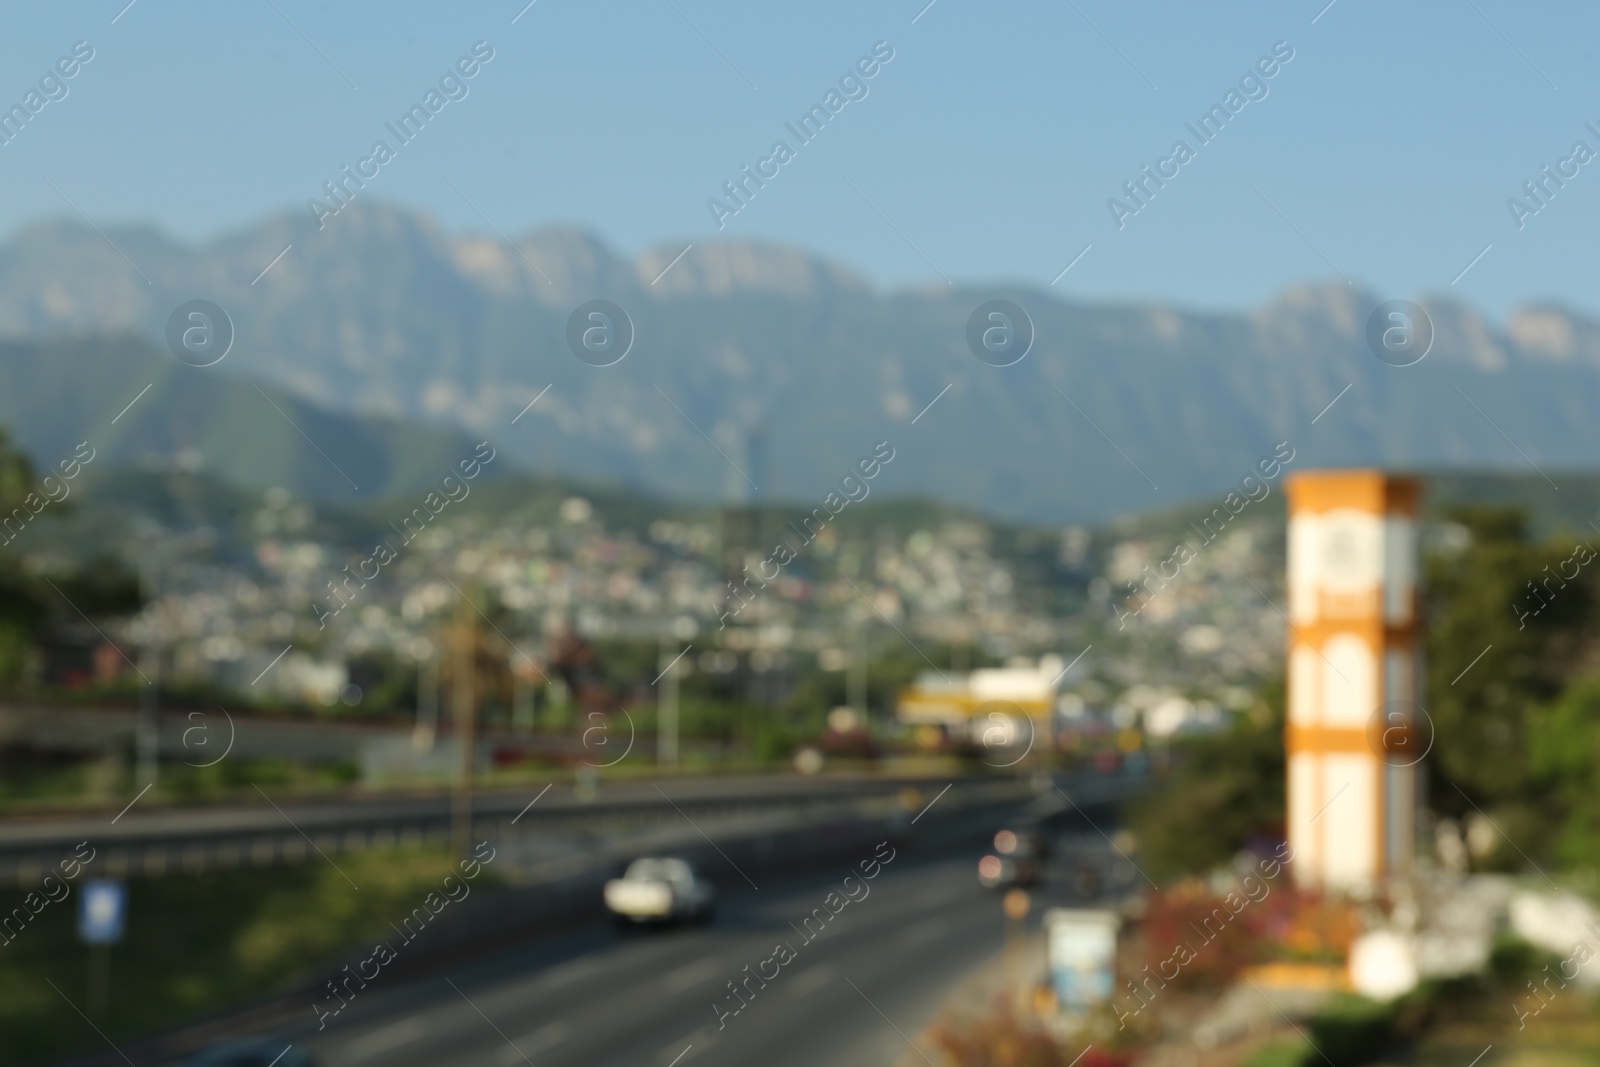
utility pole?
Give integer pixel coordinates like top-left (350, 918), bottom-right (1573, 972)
top-left (658, 631), bottom-right (681, 769)
top-left (848, 621), bottom-right (869, 723)
top-left (88, 942), bottom-right (109, 1020)
top-left (135, 549), bottom-right (161, 790)
top-left (511, 653), bottom-right (536, 735)
top-left (132, 528), bottom-right (213, 789)
top-left (449, 591), bottom-right (477, 857)
top-left (413, 649), bottom-right (439, 752)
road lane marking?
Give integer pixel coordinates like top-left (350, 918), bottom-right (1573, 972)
top-left (913, 882), bottom-right (966, 909)
top-left (899, 917), bottom-right (945, 947)
top-left (534, 956), bottom-right (602, 990)
top-left (663, 1033), bottom-right (715, 1061)
top-left (342, 1018), bottom-right (427, 1061)
top-left (500, 1021), bottom-right (571, 1063)
top-left (448, 977), bottom-right (536, 1067)
top-left (663, 957), bottom-right (721, 991)
top-left (789, 962), bottom-right (838, 998)
top-left (845, 977), bottom-right (939, 1067)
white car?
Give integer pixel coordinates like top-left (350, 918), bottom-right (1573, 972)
top-left (604, 857), bottom-right (716, 924)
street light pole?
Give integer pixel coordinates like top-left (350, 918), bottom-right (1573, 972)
top-left (848, 621), bottom-right (868, 724)
top-left (132, 528), bottom-right (213, 789)
top-left (511, 651), bottom-right (536, 735)
top-left (135, 549), bottom-right (161, 789)
top-left (658, 632), bottom-right (680, 769)
top-left (413, 648), bottom-right (439, 752)
top-left (449, 590), bottom-right (477, 858)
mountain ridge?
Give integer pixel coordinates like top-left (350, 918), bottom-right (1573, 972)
top-left (1, 201), bottom-right (1597, 523)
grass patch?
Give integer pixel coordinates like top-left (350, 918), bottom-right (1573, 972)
top-left (0, 846), bottom-right (490, 1067)
top-left (1238, 994), bottom-right (1406, 1067)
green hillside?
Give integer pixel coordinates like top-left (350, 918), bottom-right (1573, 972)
top-left (0, 335), bottom-right (499, 504)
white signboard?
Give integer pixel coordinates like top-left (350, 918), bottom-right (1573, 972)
top-left (1044, 907), bottom-right (1120, 1014)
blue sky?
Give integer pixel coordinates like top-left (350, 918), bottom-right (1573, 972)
top-left (1, 0), bottom-right (1596, 319)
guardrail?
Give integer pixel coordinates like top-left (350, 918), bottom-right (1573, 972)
top-left (0, 774), bottom-right (1151, 886)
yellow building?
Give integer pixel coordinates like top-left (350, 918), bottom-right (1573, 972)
top-left (897, 661), bottom-right (1062, 746)
top-left (1284, 471), bottom-right (1422, 892)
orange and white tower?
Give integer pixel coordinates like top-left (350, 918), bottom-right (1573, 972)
top-left (1284, 471), bottom-right (1422, 892)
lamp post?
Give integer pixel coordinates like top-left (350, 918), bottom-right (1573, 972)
top-left (134, 528), bottom-right (214, 789)
top-left (847, 621), bottom-right (868, 723)
top-left (410, 637), bottom-right (438, 752)
top-left (658, 633), bottom-right (679, 770)
top-left (449, 589), bottom-right (478, 858)
top-left (657, 616), bottom-right (696, 770)
top-left (511, 654), bottom-right (536, 735)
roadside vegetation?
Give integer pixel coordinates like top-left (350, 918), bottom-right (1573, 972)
top-left (0, 846), bottom-right (480, 1067)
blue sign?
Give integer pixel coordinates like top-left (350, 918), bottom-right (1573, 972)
top-left (78, 881), bottom-right (125, 944)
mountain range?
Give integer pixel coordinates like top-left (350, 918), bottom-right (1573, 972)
top-left (1, 201), bottom-right (1597, 524)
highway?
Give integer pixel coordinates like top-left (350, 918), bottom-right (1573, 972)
top-left (29, 775), bottom-right (1140, 1067)
top-left (289, 851), bottom-right (1004, 1067)
top-left (0, 774), bottom-right (1040, 883)
top-left (253, 812), bottom-right (1138, 1067)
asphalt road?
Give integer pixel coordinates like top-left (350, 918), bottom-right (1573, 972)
top-left (256, 815), bottom-right (1138, 1067)
top-left (281, 850), bottom-right (1003, 1067)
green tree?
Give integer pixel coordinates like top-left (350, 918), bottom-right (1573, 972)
top-left (0, 429), bottom-right (38, 687)
top-left (49, 553), bottom-right (141, 616)
top-left (0, 427), bottom-right (30, 510)
top-left (1424, 507), bottom-right (1595, 855)
top-left (1528, 677), bottom-right (1600, 868)
top-left (994, 505), bottom-right (1600, 881)
top-left (0, 427), bottom-right (143, 692)
top-left (1128, 680), bottom-right (1285, 881)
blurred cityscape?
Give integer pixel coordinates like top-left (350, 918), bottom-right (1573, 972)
top-left (6, 3), bottom-right (1600, 1065)
top-left (3, 459), bottom-right (1292, 775)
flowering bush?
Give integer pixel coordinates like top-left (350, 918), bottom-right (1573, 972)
top-left (1132, 876), bottom-right (1361, 997)
top-left (1260, 893), bottom-right (1360, 963)
top-left (1134, 879), bottom-right (1281, 990)
top-left (928, 999), bottom-right (1135, 1067)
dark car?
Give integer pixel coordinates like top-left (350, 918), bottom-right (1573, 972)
top-left (186, 1040), bottom-right (314, 1067)
top-left (977, 826), bottom-right (1046, 888)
